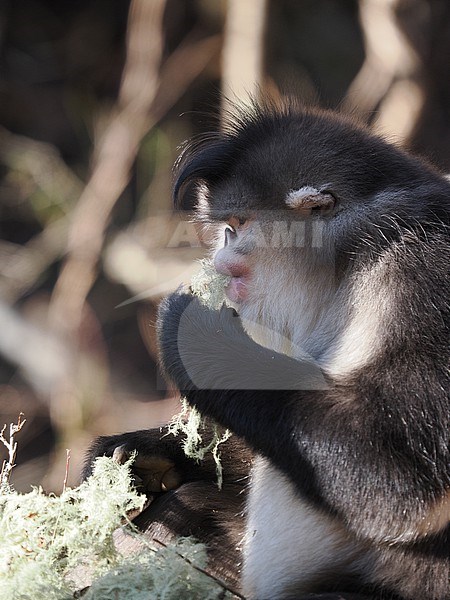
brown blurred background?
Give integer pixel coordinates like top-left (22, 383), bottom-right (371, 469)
top-left (0, 0), bottom-right (449, 492)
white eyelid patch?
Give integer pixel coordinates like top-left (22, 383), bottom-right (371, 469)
top-left (285, 186), bottom-right (333, 209)
top-left (285, 185), bottom-right (335, 210)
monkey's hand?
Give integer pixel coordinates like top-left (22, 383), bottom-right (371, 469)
top-left (157, 289), bottom-right (325, 395)
top-left (82, 429), bottom-right (183, 492)
top-left (82, 425), bottom-right (242, 491)
top-left (157, 290), bottom-right (254, 393)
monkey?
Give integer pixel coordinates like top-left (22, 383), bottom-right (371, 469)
top-left (84, 102), bottom-right (450, 600)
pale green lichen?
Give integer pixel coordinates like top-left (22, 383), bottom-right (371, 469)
top-left (168, 399), bottom-right (232, 489)
top-left (170, 259), bottom-right (233, 487)
top-left (84, 537), bottom-right (233, 600)
top-left (0, 455), bottom-right (235, 599)
top-left (0, 455), bottom-right (145, 599)
top-left (190, 258), bottom-right (231, 309)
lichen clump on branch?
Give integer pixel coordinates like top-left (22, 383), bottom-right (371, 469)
top-left (0, 455), bottom-right (235, 599)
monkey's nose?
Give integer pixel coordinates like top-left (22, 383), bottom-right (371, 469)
top-left (224, 226), bottom-right (237, 246)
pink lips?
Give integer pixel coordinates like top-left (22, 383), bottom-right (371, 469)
top-left (214, 255), bottom-right (249, 303)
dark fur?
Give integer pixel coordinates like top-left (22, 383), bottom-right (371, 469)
top-left (85, 104), bottom-right (450, 600)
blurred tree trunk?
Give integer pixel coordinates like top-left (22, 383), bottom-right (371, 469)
top-left (221, 0), bottom-right (268, 122)
top-left (404, 0), bottom-right (450, 170)
top-left (344, 0), bottom-right (450, 170)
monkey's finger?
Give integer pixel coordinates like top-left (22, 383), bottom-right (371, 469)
top-left (112, 444), bottom-right (130, 464)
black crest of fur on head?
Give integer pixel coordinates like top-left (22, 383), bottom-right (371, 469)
top-left (173, 100), bottom-right (449, 232)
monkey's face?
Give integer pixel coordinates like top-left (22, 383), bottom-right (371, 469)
top-left (208, 204), bottom-right (339, 357)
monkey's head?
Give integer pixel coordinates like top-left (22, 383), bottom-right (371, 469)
top-left (174, 104), bottom-right (449, 352)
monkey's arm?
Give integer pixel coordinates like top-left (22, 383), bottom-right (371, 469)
top-left (157, 291), bottom-right (450, 545)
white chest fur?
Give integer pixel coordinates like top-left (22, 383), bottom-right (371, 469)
top-left (242, 457), bottom-right (364, 599)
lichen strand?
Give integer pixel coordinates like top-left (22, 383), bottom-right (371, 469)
top-left (189, 258), bottom-right (231, 309)
top-left (168, 399), bottom-right (232, 488)
top-left (170, 259), bottom-right (232, 487)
